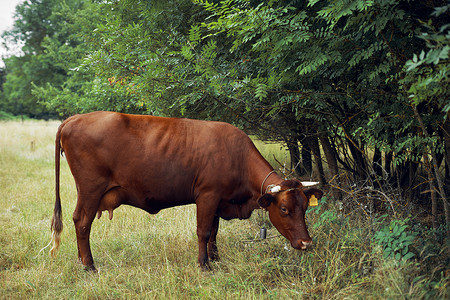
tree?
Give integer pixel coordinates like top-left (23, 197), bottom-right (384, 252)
top-left (0, 0), bottom-right (96, 118)
top-left (401, 3), bottom-right (450, 229)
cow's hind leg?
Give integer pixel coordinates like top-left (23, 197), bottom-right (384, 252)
top-left (73, 190), bottom-right (103, 272)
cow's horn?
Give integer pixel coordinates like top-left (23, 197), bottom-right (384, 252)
top-left (301, 181), bottom-right (320, 187)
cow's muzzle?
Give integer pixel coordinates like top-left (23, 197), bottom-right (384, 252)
top-left (292, 239), bottom-right (312, 250)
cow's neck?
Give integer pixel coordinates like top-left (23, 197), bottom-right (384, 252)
top-left (226, 156), bottom-right (282, 220)
top-left (248, 153), bottom-right (283, 198)
top-left (256, 168), bottom-right (283, 197)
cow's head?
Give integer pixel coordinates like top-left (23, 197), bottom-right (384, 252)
top-left (258, 179), bottom-right (323, 250)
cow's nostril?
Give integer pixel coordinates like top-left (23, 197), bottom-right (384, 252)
top-left (301, 240), bottom-right (312, 249)
top-left (292, 239), bottom-right (312, 250)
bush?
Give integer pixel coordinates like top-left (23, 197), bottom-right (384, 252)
top-left (373, 218), bottom-right (417, 262)
top-left (0, 111), bottom-right (18, 120)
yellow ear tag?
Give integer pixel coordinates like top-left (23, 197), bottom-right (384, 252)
top-left (309, 195), bottom-right (318, 207)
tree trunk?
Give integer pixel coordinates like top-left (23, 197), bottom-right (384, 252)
top-left (319, 133), bottom-right (338, 179)
top-left (286, 137), bottom-right (302, 176)
top-left (412, 105), bottom-right (449, 232)
top-left (385, 151), bottom-right (393, 179)
top-left (444, 117), bottom-right (450, 196)
top-left (395, 157), bottom-right (417, 203)
top-left (372, 147), bottom-right (383, 179)
top-left (308, 134), bottom-right (327, 184)
top-left (424, 154), bottom-right (439, 233)
top-left (407, 160), bottom-right (414, 202)
top-left (347, 138), bottom-right (367, 180)
top-left (319, 132), bottom-right (340, 198)
top-left (300, 141), bottom-right (312, 176)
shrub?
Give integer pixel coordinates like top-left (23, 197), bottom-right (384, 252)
top-left (373, 218), bottom-right (417, 262)
top-left (0, 111), bottom-right (17, 120)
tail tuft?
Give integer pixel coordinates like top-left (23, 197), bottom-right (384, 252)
top-left (50, 202), bottom-right (63, 257)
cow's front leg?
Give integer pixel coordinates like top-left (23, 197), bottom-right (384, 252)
top-left (196, 229), bottom-right (210, 270)
top-left (208, 215), bottom-right (220, 261)
top-left (195, 195), bottom-right (219, 270)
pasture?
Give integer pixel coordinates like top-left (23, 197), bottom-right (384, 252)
top-left (0, 120), bottom-right (447, 299)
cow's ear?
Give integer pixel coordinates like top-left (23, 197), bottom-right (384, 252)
top-left (258, 194), bottom-right (275, 208)
top-left (303, 188), bottom-right (323, 205)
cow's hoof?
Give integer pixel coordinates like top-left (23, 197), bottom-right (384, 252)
top-left (199, 262), bottom-right (212, 272)
top-left (208, 253), bottom-right (220, 262)
top-left (84, 264), bottom-right (97, 273)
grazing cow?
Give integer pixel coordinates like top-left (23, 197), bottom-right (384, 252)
top-left (50, 111), bottom-right (323, 271)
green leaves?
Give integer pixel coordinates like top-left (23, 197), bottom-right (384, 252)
top-left (255, 83), bottom-right (268, 100)
top-left (314, 0), bottom-right (375, 27)
top-left (407, 46), bottom-right (449, 72)
top-left (373, 218), bottom-right (417, 263)
top-left (402, 4), bottom-right (449, 115)
top-left (296, 49), bottom-right (330, 75)
top-left (189, 24), bottom-right (202, 46)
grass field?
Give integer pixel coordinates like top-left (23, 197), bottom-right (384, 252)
top-left (0, 120), bottom-right (448, 299)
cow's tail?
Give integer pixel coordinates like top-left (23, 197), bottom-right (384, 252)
top-left (50, 122), bottom-right (64, 257)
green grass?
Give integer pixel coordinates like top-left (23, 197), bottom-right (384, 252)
top-left (0, 120), bottom-right (448, 299)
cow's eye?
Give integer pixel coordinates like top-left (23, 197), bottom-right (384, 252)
top-left (280, 207), bottom-right (289, 215)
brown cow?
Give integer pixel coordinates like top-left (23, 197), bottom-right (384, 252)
top-left (50, 111), bottom-right (323, 271)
